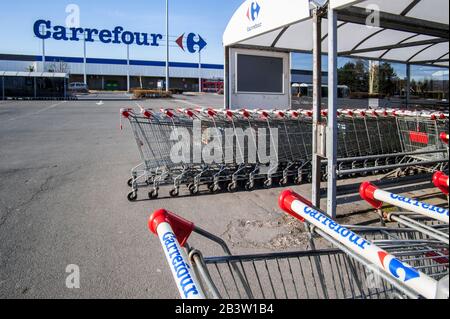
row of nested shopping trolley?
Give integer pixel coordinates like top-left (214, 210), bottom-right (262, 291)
top-left (149, 169), bottom-right (449, 299)
top-left (121, 107), bottom-right (449, 201)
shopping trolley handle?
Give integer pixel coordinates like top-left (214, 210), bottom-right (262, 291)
top-left (120, 108), bottom-right (134, 118)
top-left (178, 108), bottom-right (195, 118)
top-left (430, 113), bottom-right (446, 120)
top-left (236, 109), bottom-right (250, 118)
top-left (301, 110), bottom-right (313, 117)
top-left (372, 110), bottom-right (388, 117)
top-left (359, 182), bottom-right (383, 209)
top-left (207, 108), bottom-right (217, 117)
top-left (274, 110), bottom-right (285, 118)
top-left (141, 109), bottom-right (153, 118)
top-left (344, 110), bottom-right (354, 117)
top-left (288, 110), bottom-right (300, 118)
top-left (440, 132), bottom-right (449, 144)
top-left (161, 109), bottom-right (175, 118)
top-left (149, 209), bottom-right (195, 247)
top-left (278, 190), bottom-right (309, 222)
top-left (224, 110), bottom-right (235, 119)
top-left (321, 110), bottom-right (341, 117)
top-left (433, 171), bottom-right (449, 195)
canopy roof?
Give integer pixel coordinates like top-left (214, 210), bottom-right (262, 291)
top-left (223, 0), bottom-right (449, 67)
top-left (0, 71), bottom-right (68, 78)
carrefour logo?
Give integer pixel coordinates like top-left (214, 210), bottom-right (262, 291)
top-left (176, 33), bottom-right (207, 53)
top-left (33, 20), bottom-right (207, 55)
top-left (33, 20), bottom-right (163, 47)
top-left (246, 2), bottom-right (261, 22)
top-left (378, 251), bottom-right (420, 282)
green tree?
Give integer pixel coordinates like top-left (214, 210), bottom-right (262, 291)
top-left (377, 62), bottom-right (397, 96)
top-left (338, 59), bottom-right (369, 93)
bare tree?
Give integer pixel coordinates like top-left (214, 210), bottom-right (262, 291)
top-left (47, 60), bottom-right (70, 74)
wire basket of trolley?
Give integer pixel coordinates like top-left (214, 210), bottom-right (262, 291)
top-left (148, 192), bottom-right (448, 299)
top-left (395, 110), bottom-right (448, 167)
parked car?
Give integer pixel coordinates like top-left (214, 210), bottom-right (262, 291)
top-left (68, 82), bottom-right (89, 93)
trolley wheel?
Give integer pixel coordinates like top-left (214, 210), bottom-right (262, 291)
top-left (264, 179), bottom-right (273, 189)
top-left (208, 183), bottom-right (220, 193)
top-left (279, 177), bottom-right (288, 186)
top-left (227, 182), bottom-right (238, 193)
top-left (148, 190), bottom-right (159, 200)
top-left (169, 189), bottom-right (179, 197)
top-left (294, 177), bottom-right (302, 185)
top-left (189, 185), bottom-right (200, 195)
top-left (127, 191), bottom-right (138, 202)
top-left (245, 182), bottom-right (255, 191)
top-left (127, 178), bottom-right (134, 187)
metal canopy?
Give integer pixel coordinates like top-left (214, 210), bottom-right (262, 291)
top-left (0, 71), bottom-right (68, 78)
top-left (223, 0), bottom-right (449, 67)
top-left (223, 0), bottom-right (449, 219)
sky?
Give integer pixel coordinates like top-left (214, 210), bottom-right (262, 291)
top-left (0, 0), bottom-right (244, 64)
top-left (0, 0), bottom-right (447, 80)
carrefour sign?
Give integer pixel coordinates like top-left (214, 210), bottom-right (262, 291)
top-left (33, 19), bottom-right (207, 52)
top-left (34, 20), bottom-right (163, 46)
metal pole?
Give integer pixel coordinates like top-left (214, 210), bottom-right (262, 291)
top-left (327, 7), bottom-right (338, 218)
top-left (312, 9), bottom-right (323, 209)
top-left (83, 32), bottom-right (87, 85)
top-left (2, 76), bottom-right (5, 100)
top-left (165, 0), bottom-right (170, 92)
top-left (224, 46), bottom-right (230, 109)
top-left (42, 25), bottom-right (46, 72)
top-left (406, 63), bottom-right (411, 109)
top-left (198, 51), bottom-right (202, 93)
top-left (127, 44), bottom-right (130, 92)
top-left (64, 77), bottom-right (67, 99)
top-left (34, 77), bottom-right (37, 99)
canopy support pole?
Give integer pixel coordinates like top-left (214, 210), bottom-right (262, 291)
top-left (224, 46), bottom-right (230, 109)
top-left (312, 9), bottom-right (323, 209)
top-left (326, 6), bottom-right (338, 218)
top-left (2, 76), bottom-right (5, 100)
top-left (406, 63), bottom-right (411, 109)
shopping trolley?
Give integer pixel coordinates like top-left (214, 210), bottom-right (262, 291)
top-left (122, 107), bottom-right (448, 200)
top-left (360, 181), bottom-right (449, 245)
top-left (278, 189), bottom-right (449, 299)
top-left (396, 111), bottom-right (448, 162)
top-left (433, 171), bottom-right (449, 196)
top-left (149, 204), bottom-right (449, 299)
top-left (122, 108), bottom-right (207, 201)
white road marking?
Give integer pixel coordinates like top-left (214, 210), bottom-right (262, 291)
top-left (6, 101), bottom-right (67, 122)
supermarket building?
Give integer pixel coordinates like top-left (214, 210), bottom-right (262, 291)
top-left (0, 53), bottom-right (224, 91)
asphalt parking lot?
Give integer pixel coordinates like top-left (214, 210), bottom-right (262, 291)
top-left (0, 94), bottom-right (445, 299)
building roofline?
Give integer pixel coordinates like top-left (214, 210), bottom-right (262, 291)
top-left (0, 53), bottom-right (225, 70)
